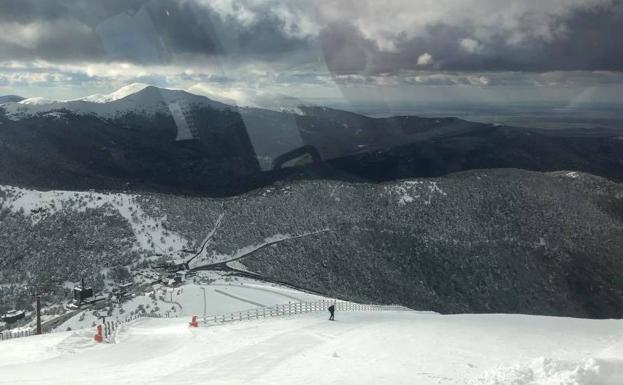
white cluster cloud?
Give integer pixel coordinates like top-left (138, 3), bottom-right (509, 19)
top-left (459, 38), bottom-right (484, 54)
top-left (416, 53), bottom-right (434, 67)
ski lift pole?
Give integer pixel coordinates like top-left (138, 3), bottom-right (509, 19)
top-left (200, 287), bottom-right (207, 321)
top-left (36, 295), bottom-right (42, 335)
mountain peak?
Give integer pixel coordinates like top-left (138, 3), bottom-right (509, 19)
top-left (80, 83), bottom-right (152, 103)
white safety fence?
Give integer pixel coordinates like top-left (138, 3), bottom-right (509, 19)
top-left (2, 300), bottom-right (410, 341)
top-left (0, 328), bottom-right (37, 341)
top-left (201, 299), bottom-right (410, 326)
top-left (98, 313), bottom-right (171, 343)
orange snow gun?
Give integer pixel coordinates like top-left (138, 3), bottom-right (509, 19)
top-left (94, 324), bottom-right (103, 343)
top-left (189, 315), bottom-right (199, 328)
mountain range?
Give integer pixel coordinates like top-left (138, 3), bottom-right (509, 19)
top-left (1, 85), bottom-right (622, 196)
top-left (2, 85), bottom-right (623, 320)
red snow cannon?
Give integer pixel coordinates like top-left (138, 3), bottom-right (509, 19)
top-left (94, 324), bottom-right (103, 343)
top-left (189, 315), bottom-right (199, 328)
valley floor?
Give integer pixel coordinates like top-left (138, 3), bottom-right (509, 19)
top-left (1, 311), bottom-right (622, 385)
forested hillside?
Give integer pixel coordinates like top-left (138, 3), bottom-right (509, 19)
top-left (1, 169), bottom-right (622, 318)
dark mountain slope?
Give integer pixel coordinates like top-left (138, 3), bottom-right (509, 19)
top-left (0, 95), bottom-right (24, 104)
top-left (2, 169), bottom-right (622, 318)
top-left (1, 96), bottom-right (622, 196)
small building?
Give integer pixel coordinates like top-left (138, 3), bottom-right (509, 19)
top-left (73, 280), bottom-right (94, 303)
top-left (1, 310), bottom-right (26, 324)
top-left (174, 271), bottom-right (186, 284)
top-left (162, 271), bottom-right (186, 287)
top-left (112, 282), bottom-right (134, 297)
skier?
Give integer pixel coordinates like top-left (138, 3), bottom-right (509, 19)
top-left (328, 303), bottom-right (335, 321)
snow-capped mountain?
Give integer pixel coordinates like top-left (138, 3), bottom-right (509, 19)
top-left (77, 83), bottom-right (152, 103)
top-left (1, 84), bottom-right (231, 120)
top-left (1, 84), bottom-right (623, 197)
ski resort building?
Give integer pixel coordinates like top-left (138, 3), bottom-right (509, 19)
top-left (73, 284), bottom-right (94, 303)
top-left (1, 310), bottom-right (25, 323)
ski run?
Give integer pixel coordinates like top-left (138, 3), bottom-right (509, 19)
top-left (1, 277), bottom-right (622, 385)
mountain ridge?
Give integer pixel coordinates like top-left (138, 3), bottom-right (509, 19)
top-left (1, 84), bottom-right (622, 197)
top-left (1, 85), bottom-right (231, 121)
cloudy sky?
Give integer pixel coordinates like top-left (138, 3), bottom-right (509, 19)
top-left (0, 0), bottom-right (622, 110)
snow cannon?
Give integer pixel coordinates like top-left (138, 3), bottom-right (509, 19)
top-left (94, 325), bottom-right (103, 343)
top-left (189, 315), bottom-right (199, 328)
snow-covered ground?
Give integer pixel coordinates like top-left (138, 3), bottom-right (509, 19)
top-left (54, 276), bottom-right (332, 332)
top-left (0, 185), bottom-right (189, 253)
top-left (385, 180), bottom-right (447, 206)
top-left (3, 309), bottom-right (622, 385)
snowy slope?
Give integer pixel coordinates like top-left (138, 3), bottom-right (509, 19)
top-left (55, 274), bottom-right (333, 332)
top-left (2, 312), bottom-right (621, 385)
top-left (0, 185), bottom-right (189, 253)
top-left (0, 84), bottom-right (231, 120)
top-left (78, 83), bottom-right (151, 103)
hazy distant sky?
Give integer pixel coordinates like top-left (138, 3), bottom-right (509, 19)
top-left (0, 0), bottom-right (622, 110)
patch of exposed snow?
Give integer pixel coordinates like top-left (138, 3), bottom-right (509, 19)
top-left (41, 111), bottom-right (68, 119)
top-left (226, 260), bottom-right (251, 272)
top-left (19, 97), bottom-right (59, 105)
top-left (0, 185), bottom-right (189, 253)
top-left (193, 230), bottom-right (330, 267)
top-left (385, 180), bottom-right (447, 206)
top-left (279, 106), bottom-right (307, 116)
top-left (566, 171), bottom-right (580, 179)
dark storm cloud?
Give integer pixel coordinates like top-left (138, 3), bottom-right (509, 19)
top-left (0, 0), bottom-right (312, 65)
top-left (0, 0), bottom-right (622, 73)
top-left (0, 0), bottom-right (146, 23)
top-left (319, 23), bottom-right (375, 74)
top-left (318, 1), bottom-right (623, 74)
